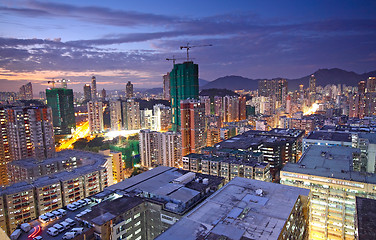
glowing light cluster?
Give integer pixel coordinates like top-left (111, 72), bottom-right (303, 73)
top-left (303, 103), bottom-right (319, 115)
top-left (104, 129), bottom-right (140, 140)
top-left (57, 121), bottom-right (90, 151)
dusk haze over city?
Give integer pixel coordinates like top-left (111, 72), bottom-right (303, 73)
top-left (1, 1), bottom-right (376, 240)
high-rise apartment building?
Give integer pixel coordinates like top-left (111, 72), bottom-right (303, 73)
top-left (139, 130), bottom-right (181, 168)
top-left (258, 79), bottom-right (287, 109)
top-left (0, 150), bottom-right (113, 235)
top-left (99, 150), bottom-right (124, 184)
top-left (91, 76), bottom-right (97, 100)
top-left (101, 88), bottom-right (106, 101)
top-left (281, 145), bottom-right (376, 240)
top-left (124, 98), bottom-right (140, 130)
top-left (153, 104), bottom-right (172, 131)
top-left (239, 95), bottom-right (247, 120)
top-left (126, 81), bottom-right (133, 98)
top-left (87, 101), bottom-right (104, 133)
top-left (163, 73), bottom-right (170, 100)
top-left (309, 74), bottom-right (316, 105)
top-left (199, 95), bottom-right (211, 115)
top-left (18, 82), bottom-right (33, 100)
top-left (181, 99), bottom-right (206, 156)
top-left (366, 76), bottom-right (376, 92)
top-left (109, 100), bottom-right (122, 131)
top-left (83, 84), bottom-right (91, 102)
top-left (358, 80), bottom-right (366, 94)
top-left (46, 88), bottom-right (75, 135)
top-left (0, 103), bottom-right (55, 186)
top-left (170, 61), bottom-right (199, 131)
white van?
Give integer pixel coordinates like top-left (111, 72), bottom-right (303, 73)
top-left (71, 227), bottom-right (84, 234)
top-left (10, 229), bottom-right (21, 240)
top-left (62, 231), bottom-right (78, 240)
top-left (52, 210), bottom-right (62, 219)
top-left (67, 204), bottom-right (77, 211)
top-left (53, 223), bottom-right (64, 233)
top-left (77, 200), bottom-right (86, 206)
top-left (20, 223), bottom-right (31, 232)
top-left (72, 202), bottom-right (81, 208)
top-left (47, 227), bottom-right (59, 236)
top-left (64, 218), bottom-right (76, 227)
top-left (38, 214), bottom-right (49, 223)
top-left (45, 212), bottom-right (56, 221)
top-left (57, 209), bottom-right (67, 216)
top-left (60, 221), bottom-right (70, 230)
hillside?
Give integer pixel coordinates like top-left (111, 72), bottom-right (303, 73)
top-left (201, 69), bottom-right (376, 91)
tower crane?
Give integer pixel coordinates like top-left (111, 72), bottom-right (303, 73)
top-left (180, 43), bottom-right (212, 61)
top-left (47, 78), bottom-right (56, 88)
top-left (166, 56), bottom-right (192, 66)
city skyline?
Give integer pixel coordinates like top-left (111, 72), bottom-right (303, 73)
top-left (1, 0), bottom-right (375, 93)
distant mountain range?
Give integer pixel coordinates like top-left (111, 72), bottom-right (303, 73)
top-left (200, 68), bottom-right (376, 91)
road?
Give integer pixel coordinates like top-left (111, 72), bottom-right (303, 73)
top-left (57, 121), bottom-right (90, 151)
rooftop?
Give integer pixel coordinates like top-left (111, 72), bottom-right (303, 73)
top-left (305, 130), bottom-right (352, 142)
top-left (282, 145), bottom-right (376, 184)
top-left (80, 196), bottom-right (144, 226)
top-left (0, 150), bottom-right (109, 195)
top-left (156, 177), bottom-right (309, 240)
top-left (106, 166), bottom-right (223, 213)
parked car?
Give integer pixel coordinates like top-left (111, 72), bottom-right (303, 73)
top-left (33, 236), bottom-right (43, 240)
top-left (38, 215), bottom-right (49, 223)
top-left (47, 227), bottom-right (59, 236)
top-left (62, 231), bottom-right (78, 240)
top-left (71, 228), bottom-right (84, 234)
top-left (53, 223), bottom-right (64, 233)
top-left (84, 198), bottom-right (92, 204)
top-left (45, 212), bottom-right (56, 221)
top-left (52, 210), bottom-right (62, 219)
top-left (57, 209), bottom-right (67, 216)
top-left (72, 202), bottom-right (82, 208)
top-left (60, 221), bottom-right (70, 230)
top-left (64, 218), bottom-right (76, 227)
top-left (10, 229), bottom-right (21, 240)
top-left (20, 223), bottom-right (31, 232)
top-left (77, 200), bottom-right (86, 206)
top-left (67, 204), bottom-right (77, 211)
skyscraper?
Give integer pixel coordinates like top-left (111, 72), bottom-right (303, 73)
top-left (309, 74), bottom-right (316, 94)
top-left (0, 102), bottom-right (55, 185)
top-left (87, 101), bottom-right (104, 133)
top-left (181, 99), bottom-right (206, 156)
top-left (46, 88), bottom-right (76, 135)
top-left (126, 81), bottom-right (133, 98)
top-left (163, 73), bottom-right (170, 100)
top-left (19, 82), bottom-right (33, 100)
top-left (83, 84), bottom-right (92, 102)
top-left (366, 76), bottom-right (376, 92)
top-left (170, 61), bottom-right (199, 131)
top-left (101, 88), bottom-right (106, 101)
top-left (358, 80), bottom-right (366, 94)
top-left (124, 98), bottom-right (140, 130)
top-left (91, 76), bottom-right (97, 100)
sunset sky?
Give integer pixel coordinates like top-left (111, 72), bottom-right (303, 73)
top-left (1, 0), bottom-right (375, 93)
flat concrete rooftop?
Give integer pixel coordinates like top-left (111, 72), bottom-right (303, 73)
top-left (157, 177), bottom-right (309, 240)
top-left (282, 145), bottom-right (376, 184)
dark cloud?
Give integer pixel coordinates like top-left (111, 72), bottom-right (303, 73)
top-left (0, 1), bottom-right (176, 27)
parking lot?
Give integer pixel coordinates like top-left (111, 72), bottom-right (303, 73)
top-left (17, 201), bottom-right (97, 240)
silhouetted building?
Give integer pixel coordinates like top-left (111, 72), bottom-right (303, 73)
top-left (83, 84), bottom-right (91, 102)
top-left (163, 73), bottom-right (170, 100)
top-left (126, 81), bottom-right (133, 98)
top-left (91, 76), bottom-right (97, 100)
top-left (366, 76), bottom-right (376, 92)
top-left (18, 82), bottom-right (33, 100)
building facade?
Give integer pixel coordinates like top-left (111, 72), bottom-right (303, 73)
top-left (181, 99), bottom-right (206, 156)
top-left (170, 61), bottom-right (199, 131)
top-left (0, 103), bottom-right (55, 186)
top-left (46, 88), bottom-right (76, 135)
top-left (281, 145), bottom-right (376, 240)
top-left (87, 101), bottom-right (104, 133)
